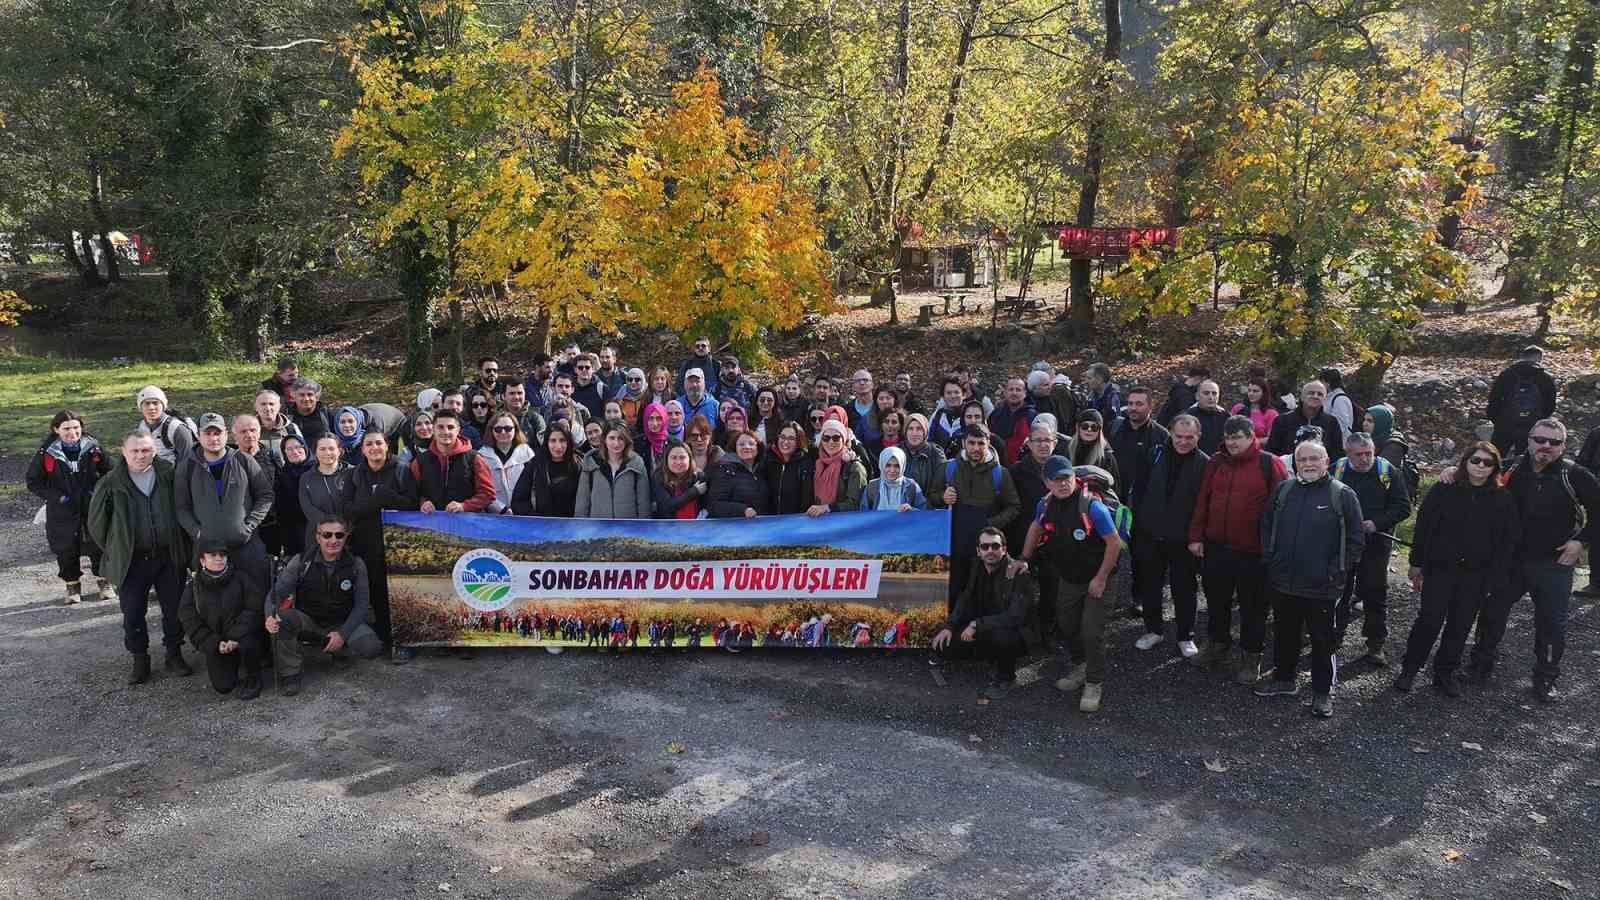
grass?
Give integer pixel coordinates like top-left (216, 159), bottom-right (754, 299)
top-left (1391, 473), bottom-right (1439, 548)
top-left (0, 350), bottom-right (405, 457)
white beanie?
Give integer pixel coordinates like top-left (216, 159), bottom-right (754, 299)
top-left (416, 388), bottom-right (443, 411)
top-left (136, 385), bottom-right (168, 409)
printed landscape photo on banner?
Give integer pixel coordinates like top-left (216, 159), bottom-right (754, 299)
top-left (384, 509), bottom-right (952, 650)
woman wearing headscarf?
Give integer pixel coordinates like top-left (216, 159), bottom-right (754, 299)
top-left (274, 433), bottom-right (314, 558)
top-left (615, 367), bottom-right (649, 426)
top-left (861, 446), bottom-right (927, 511)
top-left (334, 405), bottom-right (367, 465)
top-left (397, 412), bottom-right (432, 466)
top-left (902, 413), bottom-right (948, 508)
top-left (636, 402), bottom-right (671, 472)
top-left (1066, 409), bottom-right (1121, 488)
top-left (806, 420), bottom-right (867, 516)
top-left (717, 403), bottom-right (750, 453)
top-left (822, 405), bottom-right (871, 466)
top-left (1363, 404), bottom-right (1409, 471)
top-left (664, 400), bottom-right (687, 442)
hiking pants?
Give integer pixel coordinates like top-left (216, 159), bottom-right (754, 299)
top-left (1058, 579), bottom-right (1108, 684)
top-left (1401, 565), bottom-right (1491, 680)
top-left (1337, 535), bottom-right (1392, 646)
top-left (272, 609), bottom-right (383, 677)
top-left (1202, 545), bottom-right (1268, 653)
top-left (1270, 590), bottom-right (1338, 695)
top-left (1136, 536), bottom-right (1199, 640)
top-left (1471, 560), bottom-right (1573, 684)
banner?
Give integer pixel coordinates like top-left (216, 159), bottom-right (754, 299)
top-left (384, 510), bottom-right (951, 650)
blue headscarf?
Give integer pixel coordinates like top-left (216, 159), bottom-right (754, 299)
top-left (335, 405), bottom-right (366, 454)
top-left (876, 446), bottom-right (908, 510)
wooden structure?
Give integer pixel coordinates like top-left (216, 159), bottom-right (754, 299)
top-left (897, 230), bottom-right (998, 292)
top-left (1055, 226), bottom-right (1177, 259)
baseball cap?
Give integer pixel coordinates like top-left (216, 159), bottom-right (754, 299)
top-left (198, 413), bottom-right (226, 432)
top-left (685, 368), bottom-right (705, 381)
top-left (1042, 456), bottom-right (1074, 481)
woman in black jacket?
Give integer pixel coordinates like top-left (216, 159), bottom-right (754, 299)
top-left (1397, 441), bottom-right (1520, 696)
top-left (511, 423), bottom-right (581, 517)
top-left (26, 410), bottom-right (113, 604)
top-left (178, 540), bottom-right (264, 698)
top-left (766, 422), bottom-right (814, 515)
top-left (341, 431), bottom-right (415, 653)
top-left (274, 434), bottom-right (314, 559)
top-left (653, 442), bottom-right (706, 519)
top-left (707, 433), bottom-right (772, 518)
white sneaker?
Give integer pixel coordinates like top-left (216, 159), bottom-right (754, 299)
top-left (1178, 640), bottom-right (1199, 658)
top-left (1135, 632), bottom-right (1164, 651)
top-left (1079, 683), bottom-right (1103, 713)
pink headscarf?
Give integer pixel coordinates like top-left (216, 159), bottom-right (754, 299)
top-left (643, 402), bottom-right (669, 454)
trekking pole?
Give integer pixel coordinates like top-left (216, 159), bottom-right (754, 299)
top-left (267, 556), bottom-right (283, 694)
top-left (1376, 532), bottom-right (1413, 547)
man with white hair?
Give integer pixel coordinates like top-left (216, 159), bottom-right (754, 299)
top-left (1254, 440), bottom-right (1365, 717)
top-left (253, 389), bottom-right (303, 462)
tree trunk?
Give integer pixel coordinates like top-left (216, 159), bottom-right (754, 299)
top-left (396, 231), bottom-right (437, 384)
top-left (241, 291), bottom-right (273, 363)
top-left (88, 162), bottom-right (120, 283)
top-left (77, 232), bottom-right (104, 287)
top-left (60, 235), bottom-right (97, 285)
top-left (1068, 0), bottom-right (1122, 334)
top-left (446, 218), bottom-right (464, 385)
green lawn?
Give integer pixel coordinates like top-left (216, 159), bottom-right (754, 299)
top-left (0, 351), bottom-right (406, 457)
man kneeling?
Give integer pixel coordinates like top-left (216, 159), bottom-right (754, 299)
top-left (930, 527), bottom-right (1035, 700)
top-left (265, 515), bottom-right (383, 696)
top-left (178, 538), bottom-right (264, 700)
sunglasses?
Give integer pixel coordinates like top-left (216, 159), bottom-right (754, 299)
top-left (471, 401), bottom-right (490, 408)
top-left (1079, 423), bottom-right (1101, 432)
top-left (1530, 436), bottom-right (1564, 446)
top-left (810, 415), bottom-right (825, 422)
top-left (977, 542), bottom-right (1003, 551)
top-left (492, 425), bottom-right (515, 433)
top-left (576, 365), bottom-right (592, 371)
top-left (317, 530), bottom-right (347, 540)
top-left (627, 376), bottom-right (643, 382)
top-left (821, 435), bottom-right (843, 443)
top-left (481, 368), bottom-right (499, 374)
top-left (1467, 456), bottom-right (1495, 466)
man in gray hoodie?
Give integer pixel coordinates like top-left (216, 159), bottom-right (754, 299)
top-left (175, 413), bottom-right (274, 583)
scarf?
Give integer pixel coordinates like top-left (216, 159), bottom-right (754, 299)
top-left (618, 369), bottom-right (646, 401)
top-left (876, 446), bottom-right (908, 509)
top-left (665, 400), bottom-right (685, 441)
top-left (1366, 404), bottom-right (1395, 444)
top-left (336, 405), bottom-right (366, 453)
top-left (643, 402), bottom-right (669, 454)
top-left (814, 422), bottom-right (848, 506)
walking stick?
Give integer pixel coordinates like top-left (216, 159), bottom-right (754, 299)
top-left (267, 555), bottom-right (283, 694)
top-left (1376, 532), bottom-right (1413, 547)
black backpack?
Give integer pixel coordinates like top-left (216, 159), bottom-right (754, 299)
top-left (1510, 375), bottom-right (1543, 423)
top-left (154, 410), bottom-right (199, 450)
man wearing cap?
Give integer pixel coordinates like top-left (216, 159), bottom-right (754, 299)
top-left (260, 356), bottom-right (299, 405)
top-left (254, 389), bottom-right (303, 463)
top-left (930, 526), bottom-right (1036, 699)
top-left (88, 430), bottom-right (192, 684)
top-left (134, 385), bottom-right (196, 464)
top-left (677, 368), bottom-right (721, 429)
top-left (264, 514), bottom-right (384, 695)
top-left (175, 412), bottom-right (274, 587)
top-left (713, 355), bottom-right (758, 412)
top-left (1013, 456), bottom-right (1124, 713)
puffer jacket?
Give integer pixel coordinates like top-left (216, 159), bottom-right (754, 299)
top-left (575, 451), bottom-right (653, 519)
top-left (902, 440), bottom-right (948, 509)
top-left (26, 435), bottom-right (111, 555)
top-left (1189, 438), bottom-right (1286, 554)
top-left (477, 443), bottom-right (537, 513)
top-left (179, 564), bottom-right (264, 654)
top-left (707, 458), bottom-right (772, 517)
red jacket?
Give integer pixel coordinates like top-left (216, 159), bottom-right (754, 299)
top-left (409, 437), bottom-right (496, 512)
top-left (1187, 438), bottom-right (1286, 554)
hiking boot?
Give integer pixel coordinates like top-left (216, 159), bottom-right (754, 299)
top-left (238, 672), bottom-right (261, 701)
top-left (1135, 632), bottom-right (1164, 651)
top-left (983, 679), bottom-right (1014, 701)
top-left (1177, 639), bottom-right (1200, 659)
top-left (1311, 693), bottom-right (1333, 718)
top-left (163, 650), bottom-right (193, 677)
top-left (96, 577), bottom-right (116, 602)
top-left (64, 580), bottom-right (82, 606)
top-left (282, 674), bottom-right (303, 697)
top-left (391, 646), bottom-right (416, 665)
top-left (1394, 670), bottom-right (1416, 692)
top-left (1189, 643), bottom-right (1231, 669)
top-left (127, 653), bottom-right (151, 685)
top-left (1533, 679), bottom-right (1557, 704)
top-left (1234, 652), bottom-right (1263, 685)
top-left (1079, 683), bottom-right (1103, 713)
top-left (1363, 641), bottom-right (1388, 667)
top-left (1055, 663), bottom-right (1087, 693)
top-left (1434, 676), bottom-right (1461, 698)
top-left (1253, 678), bottom-right (1299, 697)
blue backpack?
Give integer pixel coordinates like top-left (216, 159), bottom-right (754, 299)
top-left (946, 459), bottom-right (1004, 494)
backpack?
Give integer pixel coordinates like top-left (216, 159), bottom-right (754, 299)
top-left (1510, 374), bottom-right (1543, 424)
top-left (155, 410), bottom-right (199, 451)
top-left (1333, 456), bottom-right (1394, 489)
top-left (946, 459), bottom-right (1003, 494)
top-left (1502, 457), bottom-right (1587, 540)
top-left (1265, 477), bottom-right (1348, 573)
top-left (1073, 464), bottom-right (1133, 542)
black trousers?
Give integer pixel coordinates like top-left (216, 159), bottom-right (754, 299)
top-left (932, 627), bottom-right (1026, 681)
top-left (1202, 545), bottom-right (1268, 653)
top-left (947, 553), bottom-right (976, 613)
top-left (350, 535), bottom-right (392, 646)
top-left (1337, 535), bottom-right (1392, 645)
top-left (1471, 559), bottom-right (1574, 683)
top-left (118, 551), bottom-right (185, 655)
top-left (1136, 536), bottom-right (1199, 640)
top-left (1270, 589), bottom-right (1338, 694)
top-left (1401, 565), bottom-right (1491, 679)
top-left (55, 532), bottom-right (104, 582)
top-left (204, 636), bottom-right (262, 694)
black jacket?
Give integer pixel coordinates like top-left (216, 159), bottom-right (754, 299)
top-left (179, 565), bottom-right (264, 654)
top-left (341, 458), bottom-right (415, 555)
top-left (706, 459), bottom-right (772, 517)
top-left (290, 403), bottom-right (337, 447)
top-left (946, 555), bottom-right (1037, 636)
top-left (1184, 405), bottom-right (1230, 455)
top-left (1408, 480), bottom-right (1519, 572)
top-left (1261, 475), bottom-right (1366, 600)
top-left (1486, 359), bottom-right (1557, 427)
top-left (903, 441), bottom-right (948, 509)
top-left (1333, 458), bottom-right (1412, 534)
top-left (1504, 457), bottom-right (1600, 562)
top-left (1266, 407), bottom-right (1346, 461)
top-left (1007, 454), bottom-right (1050, 553)
top-left (510, 457), bottom-right (581, 517)
top-left (652, 477), bottom-right (706, 518)
top-left (26, 436), bottom-right (112, 555)
top-left (1156, 379), bottom-right (1198, 428)
top-left (1133, 442), bottom-right (1209, 544)
top-left (1109, 417), bottom-right (1168, 502)
top-left (765, 449), bottom-right (814, 515)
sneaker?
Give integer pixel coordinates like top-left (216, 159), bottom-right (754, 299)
top-left (163, 650), bottom-right (194, 677)
top-left (1253, 678), bottom-right (1299, 697)
top-left (391, 646), bottom-right (416, 665)
top-left (1311, 693), bottom-right (1333, 718)
top-left (96, 577), bottom-right (117, 602)
top-left (1055, 663), bottom-right (1087, 693)
top-left (282, 674), bottom-right (303, 697)
top-left (1177, 640), bottom-right (1199, 659)
top-left (1393, 671), bottom-right (1416, 692)
top-left (1135, 632), bottom-right (1165, 651)
top-left (1189, 643), bottom-right (1231, 668)
top-left (64, 581), bottom-right (82, 606)
top-left (238, 674), bottom-right (261, 701)
top-left (983, 680), bottom-right (1014, 701)
top-left (127, 653), bottom-right (151, 685)
top-left (1434, 676), bottom-right (1461, 698)
top-left (1234, 652), bottom-right (1263, 685)
top-left (1079, 683), bottom-right (1103, 713)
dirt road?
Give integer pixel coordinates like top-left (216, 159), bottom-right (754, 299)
top-left (1, 520), bottom-right (1594, 899)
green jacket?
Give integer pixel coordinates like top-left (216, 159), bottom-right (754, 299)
top-left (87, 458), bottom-right (189, 585)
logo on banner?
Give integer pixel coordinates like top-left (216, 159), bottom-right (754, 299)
top-left (454, 548), bottom-right (515, 610)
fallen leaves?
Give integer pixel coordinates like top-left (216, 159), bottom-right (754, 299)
top-left (1442, 849), bottom-right (1462, 862)
top-left (1203, 758), bottom-right (1229, 773)
top-left (1460, 742), bottom-right (1484, 751)
top-left (1528, 812), bottom-right (1548, 825)
top-left (665, 742), bottom-right (685, 754)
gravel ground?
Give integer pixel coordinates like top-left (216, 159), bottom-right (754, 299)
top-left (1, 518), bottom-right (1595, 899)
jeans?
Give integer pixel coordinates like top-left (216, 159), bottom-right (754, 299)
top-left (1472, 559), bottom-right (1574, 683)
top-left (1136, 536), bottom-right (1199, 640)
top-left (1401, 565), bottom-right (1491, 679)
top-left (118, 551), bottom-right (185, 655)
top-left (1337, 535), bottom-right (1392, 645)
top-left (1201, 545), bottom-right (1267, 653)
top-left (1270, 589), bottom-right (1338, 695)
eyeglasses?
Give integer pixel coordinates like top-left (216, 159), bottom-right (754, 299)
top-left (492, 425), bottom-right (515, 433)
top-left (575, 364), bottom-right (592, 371)
top-left (1467, 457), bottom-right (1496, 466)
top-left (627, 376), bottom-right (644, 382)
top-left (1530, 435), bottom-right (1564, 446)
top-left (690, 433), bottom-right (710, 440)
top-left (977, 542), bottom-right (1003, 551)
top-left (317, 530), bottom-right (347, 540)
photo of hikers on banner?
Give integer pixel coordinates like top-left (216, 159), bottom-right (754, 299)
top-left (31, 343), bottom-right (1600, 716)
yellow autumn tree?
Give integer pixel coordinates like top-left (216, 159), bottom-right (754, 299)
top-left (601, 68), bottom-right (836, 355)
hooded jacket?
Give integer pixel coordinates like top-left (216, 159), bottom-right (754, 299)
top-left (575, 451), bottom-right (653, 519)
top-left (175, 447), bottom-right (275, 549)
top-left (408, 436), bottom-right (496, 511)
top-left (26, 435), bottom-right (111, 555)
top-left (946, 555), bottom-right (1037, 636)
top-left (987, 400), bottom-right (1037, 467)
top-left (1188, 437), bottom-right (1286, 555)
top-left (1260, 473), bottom-right (1366, 600)
top-left (258, 413), bottom-right (304, 462)
top-left (87, 457), bottom-right (189, 585)
top-left (477, 442), bottom-right (537, 514)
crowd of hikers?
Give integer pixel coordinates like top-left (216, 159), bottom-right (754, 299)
top-left (26, 340), bottom-right (1599, 715)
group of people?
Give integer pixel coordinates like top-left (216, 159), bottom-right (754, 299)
top-left (26, 338), bottom-right (1597, 713)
